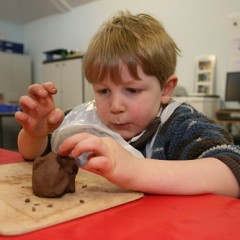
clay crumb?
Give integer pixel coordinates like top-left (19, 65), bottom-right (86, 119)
top-left (25, 198), bottom-right (30, 203)
top-left (79, 199), bottom-right (85, 204)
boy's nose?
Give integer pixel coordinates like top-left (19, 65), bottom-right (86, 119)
top-left (110, 94), bottom-right (126, 113)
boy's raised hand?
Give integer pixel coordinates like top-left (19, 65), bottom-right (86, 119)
top-left (15, 82), bottom-right (64, 138)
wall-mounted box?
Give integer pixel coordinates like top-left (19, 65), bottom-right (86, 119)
top-left (194, 55), bottom-right (216, 95)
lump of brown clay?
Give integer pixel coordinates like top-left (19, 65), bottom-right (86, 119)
top-left (32, 152), bottom-right (79, 198)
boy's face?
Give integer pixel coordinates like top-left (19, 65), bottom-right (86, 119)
top-left (93, 63), bottom-right (167, 140)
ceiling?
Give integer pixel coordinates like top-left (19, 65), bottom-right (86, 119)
top-left (0, 0), bottom-right (97, 24)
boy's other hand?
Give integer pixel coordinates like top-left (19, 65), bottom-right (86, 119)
top-left (15, 82), bottom-right (65, 138)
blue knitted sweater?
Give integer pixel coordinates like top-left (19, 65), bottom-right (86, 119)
top-left (140, 102), bottom-right (240, 185)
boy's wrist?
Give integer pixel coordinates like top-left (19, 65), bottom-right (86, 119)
top-left (18, 129), bottom-right (49, 159)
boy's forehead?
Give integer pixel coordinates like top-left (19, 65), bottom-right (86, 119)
top-left (107, 63), bottom-right (143, 83)
top-left (89, 59), bottom-right (144, 85)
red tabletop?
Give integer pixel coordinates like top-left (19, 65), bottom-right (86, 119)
top-left (0, 148), bottom-right (240, 240)
top-left (0, 148), bottom-right (23, 164)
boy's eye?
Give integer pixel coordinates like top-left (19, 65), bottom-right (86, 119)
top-left (97, 89), bottom-right (109, 94)
top-left (126, 88), bottom-right (141, 94)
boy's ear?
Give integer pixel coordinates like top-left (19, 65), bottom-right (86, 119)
top-left (161, 75), bottom-right (178, 105)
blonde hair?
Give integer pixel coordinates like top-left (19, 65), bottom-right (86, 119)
top-left (83, 11), bottom-right (180, 88)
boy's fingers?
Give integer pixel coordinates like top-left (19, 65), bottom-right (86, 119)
top-left (18, 95), bottom-right (37, 110)
top-left (28, 84), bottom-right (48, 98)
top-left (85, 156), bottom-right (112, 175)
top-left (42, 82), bottom-right (58, 94)
top-left (15, 111), bottom-right (29, 124)
top-left (48, 108), bottom-right (64, 124)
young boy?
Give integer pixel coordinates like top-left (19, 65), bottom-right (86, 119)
top-left (15, 11), bottom-right (240, 198)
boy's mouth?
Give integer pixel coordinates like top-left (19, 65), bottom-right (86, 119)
top-left (111, 122), bottom-right (130, 130)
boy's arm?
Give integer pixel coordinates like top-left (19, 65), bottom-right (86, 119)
top-left (17, 128), bottom-right (48, 160)
top-left (58, 133), bottom-right (240, 198)
top-left (129, 156), bottom-right (240, 198)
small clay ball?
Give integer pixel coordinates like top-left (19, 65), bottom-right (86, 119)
top-left (32, 152), bottom-right (79, 198)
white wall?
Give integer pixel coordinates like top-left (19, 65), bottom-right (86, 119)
top-left (22, 0), bottom-right (240, 102)
top-left (0, 21), bottom-right (24, 43)
top-left (0, 21), bottom-right (24, 42)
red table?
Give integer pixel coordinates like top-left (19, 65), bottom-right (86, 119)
top-left (1, 148), bottom-right (240, 240)
top-left (0, 148), bottom-right (23, 164)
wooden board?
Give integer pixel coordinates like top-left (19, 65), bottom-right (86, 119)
top-left (0, 162), bottom-right (143, 236)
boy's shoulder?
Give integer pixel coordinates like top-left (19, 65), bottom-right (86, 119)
top-left (160, 100), bottom-right (223, 136)
top-left (160, 99), bottom-right (207, 126)
top-left (173, 101), bottom-right (201, 115)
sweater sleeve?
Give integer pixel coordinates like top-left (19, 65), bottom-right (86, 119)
top-left (159, 103), bottom-right (240, 185)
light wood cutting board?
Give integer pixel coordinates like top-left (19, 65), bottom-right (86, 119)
top-left (0, 162), bottom-right (143, 236)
